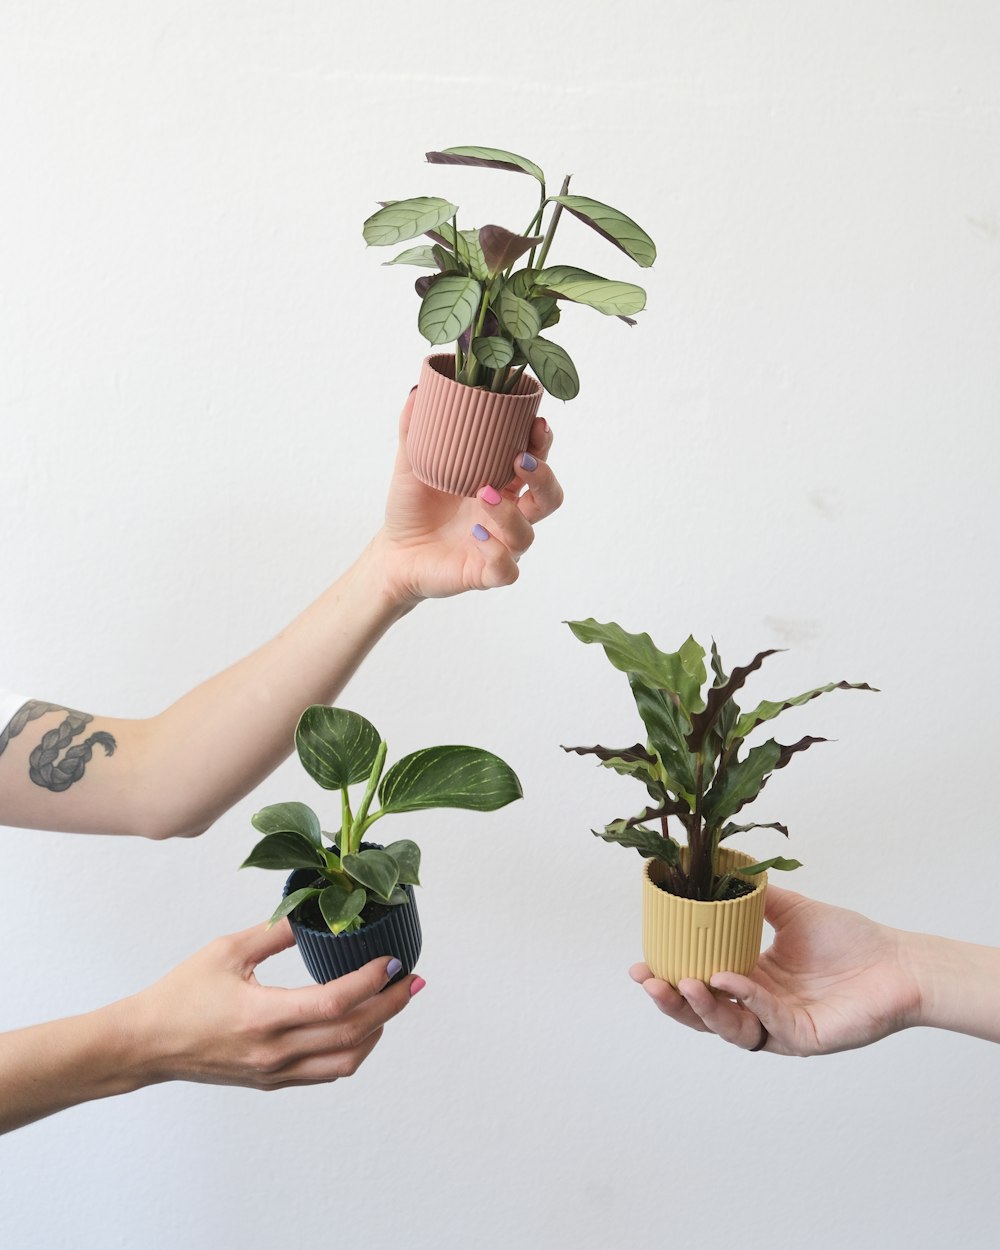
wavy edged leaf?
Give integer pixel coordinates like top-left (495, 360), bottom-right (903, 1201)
top-left (595, 820), bottom-right (681, 865)
top-left (320, 883), bottom-right (367, 935)
top-left (251, 801), bottom-right (322, 847)
top-left (703, 736), bottom-right (827, 827)
top-left (720, 820), bottom-right (790, 842)
top-left (418, 275), bottom-right (482, 345)
top-left (342, 849), bottom-right (400, 902)
top-left (562, 740), bottom-right (660, 788)
top-left (295, 706), bottom-right (382, 790)
top-left (495, 285), bottom-right (542, 341)
top-left (731, 681), bottom-right (879, 744)
top-left (472, 336), bottom-right (514, 370)
top-left (363, 197), bottom-right (458, 247)
top-left (383, 839), bottom-right (421, 886)
top-left (532, 266), bottom-right (646, 316)
top-left (241, 831), bottom-right (326, 872)
top-left (426, 146), bottom-right (545, 184)
top-left (519, 335), bottom-right (580, 400)
top-left (628, 676), bottom-right (697, 795)
top-left (736, 856), bottom-right (802, 876)
top-left (379, 746), bottom-right (522, 814)
top-left (383, 244), bottom-right (439, 268)
top-left (268, 886), bottom-right (322, 927)
top-left (479, 225), bottom-right (544, 276)
top-left (567, 619), bottom-right (707, 716)
top-left (686, 649), bottom-right (783, 751)
top-left (550, 194), bottom-right (656, 267)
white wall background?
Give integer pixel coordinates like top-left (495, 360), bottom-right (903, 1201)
top-left (2, 2), bottom-right (999, 1247)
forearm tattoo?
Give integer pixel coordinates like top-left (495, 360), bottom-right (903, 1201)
top-left (0, 700), bottom-right (116, 792)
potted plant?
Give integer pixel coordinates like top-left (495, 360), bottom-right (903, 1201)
top-left (242, 705), bottom-right (522, 984)
top-left (362, 145), bottom-right (657, 496)
top-left (562, 619), bottom-right (876, 986)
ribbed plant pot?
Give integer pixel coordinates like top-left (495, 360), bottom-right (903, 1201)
top-left (284, 863), bottom-right (422, 986)
top-left (407, 353), bottom-right (543, 497)
top-left (642, 848), bottom-right (768, 987)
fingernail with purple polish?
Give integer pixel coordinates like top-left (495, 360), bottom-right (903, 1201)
top-left (472, 524), bottom-right (490, 542)
top-left (519, 452), bottom-right (538, 472)
top-left (386, 957), bottom-right (402, 979)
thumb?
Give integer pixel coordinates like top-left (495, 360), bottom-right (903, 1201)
top-left (710, 972), bottom-right (779, 1029)
top-left (228, 918), bottom-right (297, 973)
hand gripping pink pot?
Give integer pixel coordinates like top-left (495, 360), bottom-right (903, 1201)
top-left (407, 353), bottom-right (543, 497)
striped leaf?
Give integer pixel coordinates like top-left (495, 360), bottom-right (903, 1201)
top-left (495, 285), bottom-right (542, 341)
top-left (295, 706), bottom-right (382, 790)
top-left (532, 265), bottom-right (646, 316)
top-left (550, 195), bottom-right (656, 268)
top-left (379, 746), bottom-right (522, 814)
top-left (519, 335), bottom-right (579, 400)
top-left (426, 146), bottom-right (545, 184)
top-left (383, 245), bottom-right (439, 268)
top-left (472, 335), bottom-right (514, 370)
top-left (418, 275), bottom-right (482, 345)
top-left (363, 197), bottom-right (458, 247)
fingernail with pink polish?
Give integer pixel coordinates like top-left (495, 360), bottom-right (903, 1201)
top-left (410, 976), bottom-right (427, 997)
top-left (472, 524), bottom-right (489, 542)
top-left (479, 484), bottom-right (502, 506)
top-left (519, 452), bottom-right (538, 472)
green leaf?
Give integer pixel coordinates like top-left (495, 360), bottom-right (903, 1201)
top-left (479, 224), bottom-right (544, 276)
top-left (241, 831), bottom-right (326, 872)
top-left (342, 849), bottom-right (400, 903)
top-left (380, 746), bottom-right (522, 814)
top-left (532, 266), bottom-right (646, 316)
top-left (495, 285), bottom-right (542, 341)
top-left (703, 736), bottom-right (827, 827)
top-left (731, 681), bottom-right (879, 745)
top-left (319, 883), bottom-right (367, 935)
top-left (737, 856), bottom-right (802, 876)
top-left (426, 146), bottom-right (545, 184)
top-left (472, 335), bottom-right (514, 370)
top-left (519, 335), bottom-right (580, 400)
top-left (383, 839), bottom-right (422, 886)
top-left (383, 244), bottom-right (439, 268)
top-left (628, 675), bottom-right (697, 794)
top-left (549, 195), bottom-right (657, 268)
top-left (418, 275), bottom-right (482, 345)
top-left (595, 820), bottom-right (681, 865)
top-left (386, 886), bottom-right (410, 906)
top-left (268, 887), bottom-right (322, 927)
top-left (720, 820), bottom-right (790, 841)
top-left (251, 801), bottom-right (322, 847)
top-left (566, 619), bottom-right (707, 716)
top-left (686, 649), bottom-right (782, 752)
top-left (363, 197), bottom-right (459, 247)
top-left (295, 706), bottom-right (382, 790)
top-left (505, 268), bottom-right (538, 299)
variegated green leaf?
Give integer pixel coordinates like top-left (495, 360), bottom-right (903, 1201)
top-left (703, 736), bottom-right (827, 827)
top-left (295, 706), bottom-right (382, 790)
top-left (418, 275), bottom-right (481, 345)
top-left (383, 839), bottom-right (421, 886)
top-left (472, 336), bottom-right (514, 370)
top-left (363, 197), bottom-right (458, 247)
top-left (251, 801), bottom-right (322, 847)
top-left (379, 746), bottom-right (522, 814)
top-left (241, 831), bottom-right (325, 872)
top-left (426, 146), bottom-right (545, 184)
top-left (495, 285), bottom-right (542, 341)
top-left (342, 848), bottom-right (400, 902)
top-left (532, 265), bottom-right (646, 316)
top-left (595, 820), bottom-right (681, 865)
top-left (628, 676), bottom-right (697, 794)
top-left (731, 681), bottom-right (879, 745)
top-left (567, 619), bottom-right (708, 716)
top-left (686, 649), bottom-right (782, 751)
top-left (383, 244), bottom-right (439, 268)
top-left (549, 195), bottom-right (656, 267)
top-left (519, 335), bottom-right (579, 400)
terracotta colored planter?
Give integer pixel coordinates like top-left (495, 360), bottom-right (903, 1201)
top-left (407, 353), bottom-right (543, 496)
top-left (641, 848), bottom-right (768, 987)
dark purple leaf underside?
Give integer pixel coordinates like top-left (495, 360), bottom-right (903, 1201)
top-left (687, 649), bottom-right (783, 749)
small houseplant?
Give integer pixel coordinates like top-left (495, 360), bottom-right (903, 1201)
top-left (242, 705), bottom-right (522, 984)
top-left (563, 619), bottom-right (876, 986)
top-left (363, 145), bottom-right (656, 495)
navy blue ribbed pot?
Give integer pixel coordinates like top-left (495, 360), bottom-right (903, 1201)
top-left (284, 858), bottom-right (422, 986)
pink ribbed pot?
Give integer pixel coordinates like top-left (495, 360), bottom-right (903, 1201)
top-left (642, 848), bottom-right (768, 987)
top-left (407, 354), bottom-right (543, 497)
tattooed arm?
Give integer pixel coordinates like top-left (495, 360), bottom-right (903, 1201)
top-left (0, 399), bottom-right (562, 840)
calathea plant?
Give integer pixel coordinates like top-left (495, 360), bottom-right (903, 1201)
top-left (242, 705), bottom-right (522, 935)
top-left (362, 145), bottom-right (656, 400)
top-left (563, 620), bottom-right (876, 903)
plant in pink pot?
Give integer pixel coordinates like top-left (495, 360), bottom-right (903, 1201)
top-left (363, 145), bottom-right (656, 496)
top-left (563, 620), bottom-right (876, 987)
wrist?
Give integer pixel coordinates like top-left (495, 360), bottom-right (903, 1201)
top-left (362, 529), bottom-right (426, 615)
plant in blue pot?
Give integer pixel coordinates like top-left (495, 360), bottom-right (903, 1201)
top-left (242, 705), bottom-right (522, 984)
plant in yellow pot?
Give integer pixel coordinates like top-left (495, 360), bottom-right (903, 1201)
top-left (563, 620), bottom-right (876, 986)
top-left (362, 145), bottom-right (656, 496)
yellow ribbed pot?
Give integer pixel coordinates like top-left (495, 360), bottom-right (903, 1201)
top-left (407, 354), bottom-right (543, 497)
top-left (642, 848), bottom-right (768, 987)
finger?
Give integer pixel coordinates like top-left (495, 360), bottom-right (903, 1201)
top-left (225, 919), bottom-right (297, 974)
top-left (398, 385), bottom-right (418, 436)
top-left (629, 967), bottom-right (712, 1032)
top-left (525, 415), bottom-right (553, 462)
top-left (469, 523), bottom-right (520, 588)
top-left (762, 884), bottom-right (809, 928)
top-left (476, 486), bottom-right (535, 556)
top-left (511, 454), bottom-right (564, 526)
top-left (709, 971), bottom-right (784, 1043)
top-left (264, 1027), bottom-right (386, 1086)
top-left (678, 978), bottom-right (767, 1050)
top-left (629, 962), bottom-right (654, 984)
top-left (292, 956), bottom-right (409, 1024)
top-left (279, 975), bottom-right (419, 1064)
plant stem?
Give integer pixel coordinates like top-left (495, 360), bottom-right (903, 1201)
top-left (340, 787), bottom-right (353, 856)
top-left (534, 175), bottom-right (571, 271)
top-left (352, 740), bottom-right (388, 853)
top-left (503, 362), bottom-right (528, 394)
top-left (525, 183), bottom-right (547, 269)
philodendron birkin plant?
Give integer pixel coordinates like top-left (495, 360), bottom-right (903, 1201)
top-left (362, 145), bottom-right (657, 401)
top-left (242, 705), bottom-right (522, 983)
top-left (563, 619), bottom-right (876, 983)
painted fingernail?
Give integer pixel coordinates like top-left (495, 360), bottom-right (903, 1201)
top-left (408, 385), bottom-right (418, 395)
top-left (410, 976), bottom-right (427, 997)
top-left (519, 452), bottom-right (538, 472)
top-left (479, 484), bottom-right (502, 506)
top-left (472, 524), bottom-right (490, 542)
top-left (386, 957), bottom-right (403, 979)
